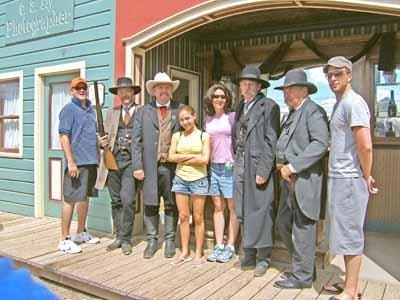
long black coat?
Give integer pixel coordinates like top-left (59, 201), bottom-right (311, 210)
top-left (131, 100), bottom-right (182, 206)
top-left (232, 93), bottom-right (280, 248)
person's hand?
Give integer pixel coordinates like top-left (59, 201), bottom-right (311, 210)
top-left (280, 165), bottom-right (292, 183)
top-left (366, 176), bottom-right (378, 194)
top-left (276, 163), bottom-right (284, 171)
top-left (98, 135), bottom-right (109, 148)
top-left (68, 161), bottom-right (79, 178)
top-left (256, 175), bottom-right (267, 185)
top-left (134, 170), bottom-right (145, 180)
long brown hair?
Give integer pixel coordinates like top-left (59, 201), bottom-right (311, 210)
top-left (204, 84), bottom-right (232, 116)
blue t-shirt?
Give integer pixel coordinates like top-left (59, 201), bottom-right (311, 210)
top-left (59, 98), bottom-right (99, 166)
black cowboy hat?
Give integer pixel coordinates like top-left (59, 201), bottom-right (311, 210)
top-left (274, 68), bottom-right (317, 94)
top-left (109, 77), bottom-right (141, 95)
top-left (236, 66), bottom-right (270, 89)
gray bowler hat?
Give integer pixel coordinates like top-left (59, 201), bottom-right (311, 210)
top-left (274, 68), bottom-right (318, 94)
top-left (323, 56), bottom-right (352, 73)
top-left (109, 77), bottom-right (141, 95)
top-left (236, 66), bottom-right (270, 89)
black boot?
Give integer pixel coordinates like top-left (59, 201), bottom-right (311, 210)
top-left (164, 214), bottom-right (177, 258)
top-left (241, 248), bottom-right (257, 270)
top-left (143, 211), bottom-right (159, 259)
top-left (254, 247), bottom-right (272, 277)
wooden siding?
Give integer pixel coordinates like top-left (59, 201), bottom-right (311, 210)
top-left (0, 0), bottom-right (115, 232)
top-left (145, 37), bottom-right (204, 104)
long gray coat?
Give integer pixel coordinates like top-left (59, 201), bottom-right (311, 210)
top-left (95, 105), bottom-right (135, 190)
top-left (278, 98), bottom-right (329, 221)
top-left (131, 100), bottom-right (182, 206)
top-left (232, 93), bottom-right (280, 248)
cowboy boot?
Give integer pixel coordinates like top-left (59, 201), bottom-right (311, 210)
top-left (143, 213), bottom-right (159, 259)
top-left (164, 214), bottom-right (178, 258)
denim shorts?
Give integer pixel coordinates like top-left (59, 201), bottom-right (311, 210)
top-left (208, 163), bottom-right (234, 198)
top-left (172, 175), bottom-right (209, 195)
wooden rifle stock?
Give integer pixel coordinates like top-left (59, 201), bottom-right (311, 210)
top-left (94, 81), bottom-right (119, 171)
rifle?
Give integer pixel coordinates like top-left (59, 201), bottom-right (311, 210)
top-left (94, 81), bottom-right (119, 171)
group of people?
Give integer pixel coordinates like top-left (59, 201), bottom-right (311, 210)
top-left (57, 56), bottom-right (376, 300)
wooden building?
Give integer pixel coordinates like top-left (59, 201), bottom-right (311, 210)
top-left (0, 0), bottom-right (399, 237)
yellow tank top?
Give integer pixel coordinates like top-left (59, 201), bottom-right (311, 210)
top-left (174, 129), bottom-right (207, 181)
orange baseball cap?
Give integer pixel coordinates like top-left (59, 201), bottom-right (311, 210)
top-left (70, 77), bottom-right (88, 89)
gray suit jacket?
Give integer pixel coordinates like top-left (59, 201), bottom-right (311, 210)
top-left (279, 98), bottom-right (329, 221)
top-left (131, 99), bottom-right (182, 206)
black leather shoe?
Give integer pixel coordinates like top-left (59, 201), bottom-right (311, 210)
top-left (164, 240), bottom-right (176, 258)
top-left (274, 278), bottom-right (312, 289)
top-left (121, 242), bottom-right (132, 255)
top-left (106, 239), bottom-right (122, 251)
top-left (143, 240), bottom-right (158, 259)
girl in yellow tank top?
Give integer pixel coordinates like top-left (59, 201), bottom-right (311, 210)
top-left (168, 105), bottom-right (210, 265)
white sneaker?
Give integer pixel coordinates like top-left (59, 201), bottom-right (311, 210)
top-left (58, 238), bottom-right (82, 254)
top-left (72, 229), bottom-right (100, 244)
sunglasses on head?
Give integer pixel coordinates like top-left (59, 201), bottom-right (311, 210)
top-left (325, 70), bottom-right (347, 79)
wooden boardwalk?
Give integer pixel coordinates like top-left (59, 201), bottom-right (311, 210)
top-left (1, 212), bottom-right (399, 300)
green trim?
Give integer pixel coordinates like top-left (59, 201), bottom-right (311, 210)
top-left (365, 222), bottom-right (400, 233)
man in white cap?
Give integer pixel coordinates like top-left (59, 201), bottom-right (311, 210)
top-left (324, 56), bottom-right (377, 300)
top-left (132, 72), bottom-right (182, 259)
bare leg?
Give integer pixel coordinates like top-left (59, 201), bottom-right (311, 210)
top-left (61, 201), bottom-right (75, 240)
top-left (226, 198), bottom-right (239, 246)
top-left (192, 195), bottom-right (206, 259)
top-left (176, 193), bottom-right (191, 258)
top-left (211, 196), bottom-right (226, 245)
top-left (76, 200), bottom-right (89, 233)
top-left (343, 255), bottom-right (362, 299)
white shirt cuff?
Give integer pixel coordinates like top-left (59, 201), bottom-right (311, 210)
top-left (288, 163), bottom-right (297, 173)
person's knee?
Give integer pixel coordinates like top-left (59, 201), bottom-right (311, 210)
top-left (213, 200), bottom-right (225, 213)
top-left (227, 200), bottom-right (236, 213)
top-left (179, 212), bottom-right (190, 224)
top-left (193, 213), bottom-right (204, 226)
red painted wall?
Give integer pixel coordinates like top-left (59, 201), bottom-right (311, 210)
top-left (114, 0), bottom-right (207, 80)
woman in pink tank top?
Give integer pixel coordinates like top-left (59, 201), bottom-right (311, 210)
top-left (204, 84), bottom-right (239, 263)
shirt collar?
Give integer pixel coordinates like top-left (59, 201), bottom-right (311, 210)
top-left (294, 97), bottom-right (307, 111)
top-left (72, 97), bottom-right (91, 109)
top-left (156, 100), bottom-right (170, 108)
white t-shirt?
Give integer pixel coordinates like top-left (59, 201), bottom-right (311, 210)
top-left (329, 89), bottom-right (370, 178)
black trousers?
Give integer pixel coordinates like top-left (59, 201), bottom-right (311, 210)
top-left (108, 163), bottom-right (136, 243)
top-left (144, 162), bottom-right (177, 241)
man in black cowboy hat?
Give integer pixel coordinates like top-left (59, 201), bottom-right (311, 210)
top-left (96, 77), bottom-right (141, 255)
top-left (273, 68), bottom-right (329, 289)
top-left (232, 66), bottom-right (280, 277)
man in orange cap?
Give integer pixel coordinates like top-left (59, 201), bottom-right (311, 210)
top-left (58, 77), bottom-right (100, 254)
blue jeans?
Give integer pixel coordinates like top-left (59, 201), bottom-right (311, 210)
top-left (172, 175), bottom-right (209, 195)
top-left (208, 163), bottom-right (233, 198)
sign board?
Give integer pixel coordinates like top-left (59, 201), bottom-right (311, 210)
top-left (5, 0), bottom-right (74, 45)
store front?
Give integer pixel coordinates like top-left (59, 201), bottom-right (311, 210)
top-left (117, 0), bottom-right (400, 238)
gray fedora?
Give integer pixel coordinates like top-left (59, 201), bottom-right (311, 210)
top-left (274, 68), bottom-right (317, 94)
top-left (109, 77), bottom-right (141, 95)
top-left (236, 66), bottom-right (270, 89)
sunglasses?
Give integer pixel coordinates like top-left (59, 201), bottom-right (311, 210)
top-left (74, 86), bottom-right (88, 91)
top-left (325, 70), bottom-right (346, 79)
top-left (212, 95), bottom-right (226, 99)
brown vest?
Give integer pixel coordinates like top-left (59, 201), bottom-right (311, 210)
top-left (157, 108), bottom-right (172, 162)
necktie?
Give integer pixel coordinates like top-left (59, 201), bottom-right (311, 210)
top-left (123, 106), bottom-right (131, 126)
top-left (159, 106), bottom-right (168, 119)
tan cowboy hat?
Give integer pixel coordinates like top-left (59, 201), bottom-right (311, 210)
top-left (145, 72), bottom-right (180, 96)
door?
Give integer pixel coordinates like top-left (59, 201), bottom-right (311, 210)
top-left (43, 73), bottom-right (78, 218)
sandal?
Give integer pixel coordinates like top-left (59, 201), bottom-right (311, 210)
top-left (324, 284), bottom-right (362, 299)
top-left (170, 256), bottom-right (192, 266)
top-left (192, 257), bottom-right (205, 267)
top-left (329, 295), bottom-right (354, 300)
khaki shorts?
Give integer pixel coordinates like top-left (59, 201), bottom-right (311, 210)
top-left (63, 164), bottom-right (98, 202)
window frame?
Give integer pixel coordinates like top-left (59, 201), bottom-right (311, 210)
top-left (371, 63), bottom-right (400, 146)
top-left (0, 71), bottom-right (24, 158)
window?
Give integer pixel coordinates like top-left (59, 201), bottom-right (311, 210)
top-left (373, 65), bottom-right (400, 139)
top-left (267, 66), bottom-right (335, 120)
top-left (0, 71), bottom-right (23, 156)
